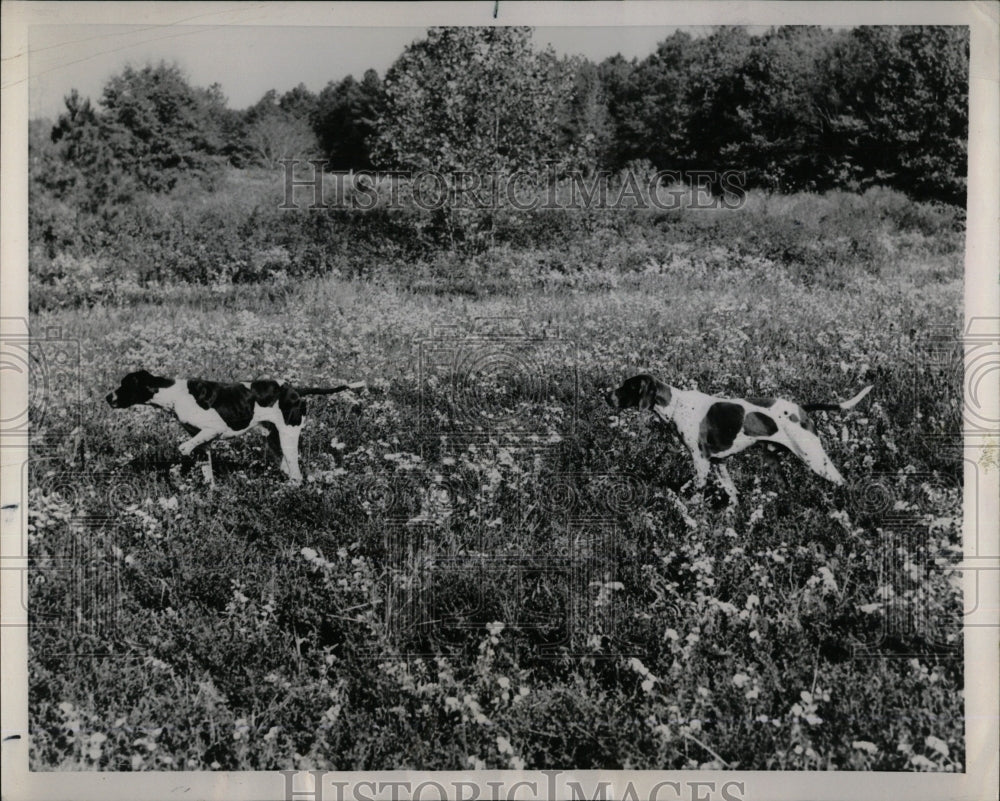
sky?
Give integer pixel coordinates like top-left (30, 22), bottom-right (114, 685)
top-left (28, 24), bottom-right (718, 120)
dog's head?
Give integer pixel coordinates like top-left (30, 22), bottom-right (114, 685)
top-left (106, 370), bottom-right (172, 408)
top-left (605, 374), bottom-right (669, 411)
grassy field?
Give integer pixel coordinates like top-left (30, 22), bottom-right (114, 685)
top-left (27, 193), bottom-right (965, 771)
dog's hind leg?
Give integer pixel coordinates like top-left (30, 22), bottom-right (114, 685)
top-left (762, 445), bottom-right (789, 490)
top-left (261, 423), bottom-right (283, 470)
top-left (777, 427), bottom-right (845, 485)
top-left (277, 425), bottom-right (303, 484)
top-left (716, 462), bottom-right (739, 505)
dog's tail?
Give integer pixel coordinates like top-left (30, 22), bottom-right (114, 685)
top-left (296, 381), bottom-right (366, 396)
top-left (802, 384), bottom-right (872, 413)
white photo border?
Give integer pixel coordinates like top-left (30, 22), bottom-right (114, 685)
top-left (2, 2), bottom-right (997, 800)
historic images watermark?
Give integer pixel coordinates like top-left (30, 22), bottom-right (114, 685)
top-left (279, 162), bottom-right (748, 212)
top-left (280, 771), bottom-right (747, 801)
top-left (417, 317), bottom-right (577, 440)
top-left (0, 317), bottom-right (80, 449)
top-left (370, 472), bottom-right (644, 659)
top-left (845, 316), bottom-right (1000, 657)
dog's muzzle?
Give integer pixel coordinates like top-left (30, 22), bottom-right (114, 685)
top-left (605, 389), bottom-right (620, 408)
top-left (106, 391), bottom-right (118, 407)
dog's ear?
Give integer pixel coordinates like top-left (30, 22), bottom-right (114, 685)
top-left (124, 369), bottom-right (155, 388)
top-left (637, 376), bottom-right (657, 410)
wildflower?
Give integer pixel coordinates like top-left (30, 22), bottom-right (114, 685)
top-left (852, 741), bottom-right (879, 754)
top-left (86, 732), bottom-right (107, 762)
top-left (817, 566), bottom-right (839, 593)
top-left (925, 735), bottom-right (950, 758)
top-left (627, 657), bottom-right (651, 676)
top-left (233, 718), bottom-right (250, 741)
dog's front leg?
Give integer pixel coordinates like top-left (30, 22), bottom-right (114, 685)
top-left (177, 424), bottom-right (214, 485)
top-left (679, 452), bottom-right (711, 496)
top-left (179, 429), bottom-right (220, 457)
top-left (200, 450), bottom-right (215, 486)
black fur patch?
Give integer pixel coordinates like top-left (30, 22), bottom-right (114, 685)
top-left (278, 383), bottom-right (304, 426)
top-left (250, 380), bottom-right (281, 408)
top-left (699, 402), bottom-right (745, 455)
top-left (186, 378), bottom-right (299, 431)
top-left (747, 396), bottom-right (777, 408)
top-left (743, 411), bottom-right (778, 437)
top-left (261, 421), bottom-right (282, 463)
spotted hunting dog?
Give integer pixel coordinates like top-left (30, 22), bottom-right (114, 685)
top-left (606, 374), bottom-right (872, 503)
top-left (106, 370), bottom-right (364, 484)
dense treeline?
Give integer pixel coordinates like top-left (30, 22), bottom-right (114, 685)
top-left (28, 25), bottom-right (968, 304)
top-left (32, 26), bottom-right (968, 205)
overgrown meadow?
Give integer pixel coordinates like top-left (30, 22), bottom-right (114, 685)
top-left (27, 184), bottom-right (965, 771)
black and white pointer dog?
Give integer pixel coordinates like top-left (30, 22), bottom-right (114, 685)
top-left (606, 374), bottom-right (872, 503)
top-left (106, 370), bottom-right (364, 484)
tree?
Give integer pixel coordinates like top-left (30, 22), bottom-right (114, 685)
top-left (97, 62), bottom-right (228, 191)
top-left (815, 26), bottom-right (968, 203)
top-left (45, 88), bottom-right (137, 209)
top-left (373, 27), bottom-right (569, 175)
top-left (683, 27), bottom-right (756, 176)
top-left (688, 26), bottom-right (833, 192)
top-left (372, 27), bottom-right (574, 249)
top-left (245, 113), bottom-right (318, 169)
top-left (601, 32), bottom-right (694, 172)
top-left (242, 86), bottom-right (321, 169)
top-left (314, 69), bottom-right (382, 170)
top-left (279, 83), bottom-right (319, 123)
top-left (555, 56), bottom-right (615, 173)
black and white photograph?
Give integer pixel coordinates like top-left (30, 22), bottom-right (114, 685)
top-left (2, 2), bottom-right (998, 800)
